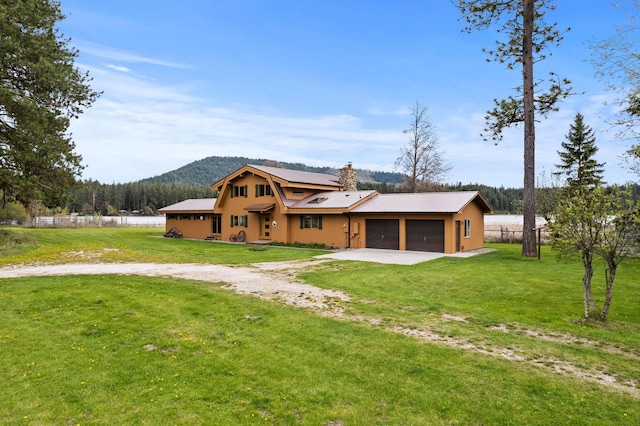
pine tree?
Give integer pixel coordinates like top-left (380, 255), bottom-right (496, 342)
top-left (457, 0), bottom-right (573, 257)
top-left (554, 113), bottom-right (605, 190)
top-left (1, 0), bottom-right (100, 206)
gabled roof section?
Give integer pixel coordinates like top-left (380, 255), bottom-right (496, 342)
top-left (158, 198), bottom-right (217, 213)
top-left (249, 164), bottom-right (342, 188)
top-left (289, 190), bottom-right (377, 210)
top-left (210, 164), bottom-right (343, 193)
top-left (351, 191), bottom-right (492, 214)
top-left (210, 165), bottom-right (256, 191)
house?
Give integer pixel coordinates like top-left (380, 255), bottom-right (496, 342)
top-left (158, 164), bottom-right (492, 253)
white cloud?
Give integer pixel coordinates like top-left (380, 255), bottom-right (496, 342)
top-left (105, 64), bottom-right (131, 73)
top-left (78, 42), bottom-right (186, 69)
top-left (69, 66), bottom-right (405, 183)
top-left (69, 58), bottom-right (637, 187)
top-left (365, 106), bottom-right (412, 117)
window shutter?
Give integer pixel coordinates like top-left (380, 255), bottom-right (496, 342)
top-left (299, 216), bottom-right (304, 229)
top-left (318, 216), bottom-right (323, 230)
top-left (244, 185), bottom-right (248, 197)
top-left (255, 184), bottom-right (259, 197)
top-left (230, 215), bottom-right (234, 227)
top-left (230, 186), bottom-right (234, 198)
top-left (244, 215), bottom-right (248, 227)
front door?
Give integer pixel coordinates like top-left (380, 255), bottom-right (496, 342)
top-left (260, 214), bottom-right (272, 240)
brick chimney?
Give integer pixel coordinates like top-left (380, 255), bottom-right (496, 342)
top-left (338, 163), bottom-right (357, 191)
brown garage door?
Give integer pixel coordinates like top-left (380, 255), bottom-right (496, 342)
top-left (406, 220), bottom-right (444, 252)
top-left (366, 219), bottom-right (399, 250)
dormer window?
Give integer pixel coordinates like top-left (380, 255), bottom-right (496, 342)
top-left (308, 197), bottom-right (328, 204)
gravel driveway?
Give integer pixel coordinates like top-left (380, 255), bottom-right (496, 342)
top-left (0, 259), bottom-right (349, 313)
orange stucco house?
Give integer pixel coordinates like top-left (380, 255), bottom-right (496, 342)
top-left (159, 164), bottom-right (493, 253)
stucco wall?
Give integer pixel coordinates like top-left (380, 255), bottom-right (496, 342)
top-left (287, 214), bottom-right (350, 248)
top-left (165, 214), bottom-right (214, 239)
top-left (348, 200), bottom-right (486, 254)
top-left (454, 200), bottom-right (486, 252)
top-left (349, 214), bottom-right (453, 251)
top-left (215, 173), bottom-right (277, 242)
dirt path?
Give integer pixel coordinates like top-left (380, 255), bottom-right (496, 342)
top-left (0, 260), bottom-right (348, 311)
top-left (1, 261), bottom-right (637, 398)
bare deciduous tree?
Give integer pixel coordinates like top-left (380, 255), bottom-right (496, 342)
top-left (590, 1), bottom-right (640, 174)
top-left (395, 101), bottom-right (450, 192)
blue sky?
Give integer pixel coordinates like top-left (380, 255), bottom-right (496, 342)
top-left (57, 0), bottom-right (638, 187)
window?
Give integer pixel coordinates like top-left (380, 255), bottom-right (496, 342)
top-left (300, 215), bottom-right (323, 229)
top-left (167, 214), bottom-right (177, 220)
top-left (230, 215), bottom-right (248, 227)
top-left (181, 214), bottom-right (191, 220)
top-left (293, 191), bottom-right (305, 197)
top-left (464, 219), bottom-right (471, 238)
top-left (255, 184), bottom-right (273, 197)
top-left (231, 185), bottom-right (248, 198)
top-left (195, 215), bottom-right (206, 221)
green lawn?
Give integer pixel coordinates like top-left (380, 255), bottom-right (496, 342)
top-left (0, 227), bottom-right (329, 266)
top-left (1, 227), bottom-right (639, 424)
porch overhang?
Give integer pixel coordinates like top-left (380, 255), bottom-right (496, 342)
top-left (244, 203), bottom-right (276, 213)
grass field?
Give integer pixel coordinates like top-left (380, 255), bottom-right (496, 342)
top-left (1, 227), bottom-right (639, 425)
top-left (0, 227), bottom-right (328, 266)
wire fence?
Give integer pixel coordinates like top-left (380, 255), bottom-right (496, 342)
top-left (484, 225), bottom-right (550, 244)
top-left (28, 216), bottom-right (165, 228)
top-left (27, 215), bottom-right (551, 245)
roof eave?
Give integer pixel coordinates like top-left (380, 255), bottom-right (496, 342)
top-left (461, 192), bottom-right (493, 214)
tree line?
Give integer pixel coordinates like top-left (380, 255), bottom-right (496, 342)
top-left (66, 180), bottom-right (527, 216)
top-left (65, 181), bottom-right (215, 216)
top-left (43, 177), bottom-right (640, 218)
top-left (358, 181), bottom-right (525, 214)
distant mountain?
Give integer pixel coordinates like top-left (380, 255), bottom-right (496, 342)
top-left (138, 156), bottom-right (405, 186)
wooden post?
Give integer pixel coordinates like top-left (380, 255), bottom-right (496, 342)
top-left (534, 227), bottom-right (542, 260)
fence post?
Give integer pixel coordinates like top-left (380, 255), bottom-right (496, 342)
top-left (538, 227), bottom-right (542, 260)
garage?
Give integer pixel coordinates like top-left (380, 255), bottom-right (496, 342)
top-left (406, 219), bottom-right (445, 252)
top-left (366, 219), bottom-right (399, 250)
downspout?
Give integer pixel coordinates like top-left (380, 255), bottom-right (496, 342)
top-left (344, 213), bottom-right (351, 248)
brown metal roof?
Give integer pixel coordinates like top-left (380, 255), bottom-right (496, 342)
top-left (249, 164), bottom-right (342, 187)
top-left (289, 190), bottom-right (376, 209)
top-left (158, 198), bottom-right (217, 213)
top-left (351, 192), bottom-right (492, 214)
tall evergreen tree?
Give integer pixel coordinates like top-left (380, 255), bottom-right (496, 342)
top-left (555, 113), bottom-right (605, 190)
top-left (0, 0), bottom-right (99, 206)
top-left (457, 0), bottom-right (573, 257)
